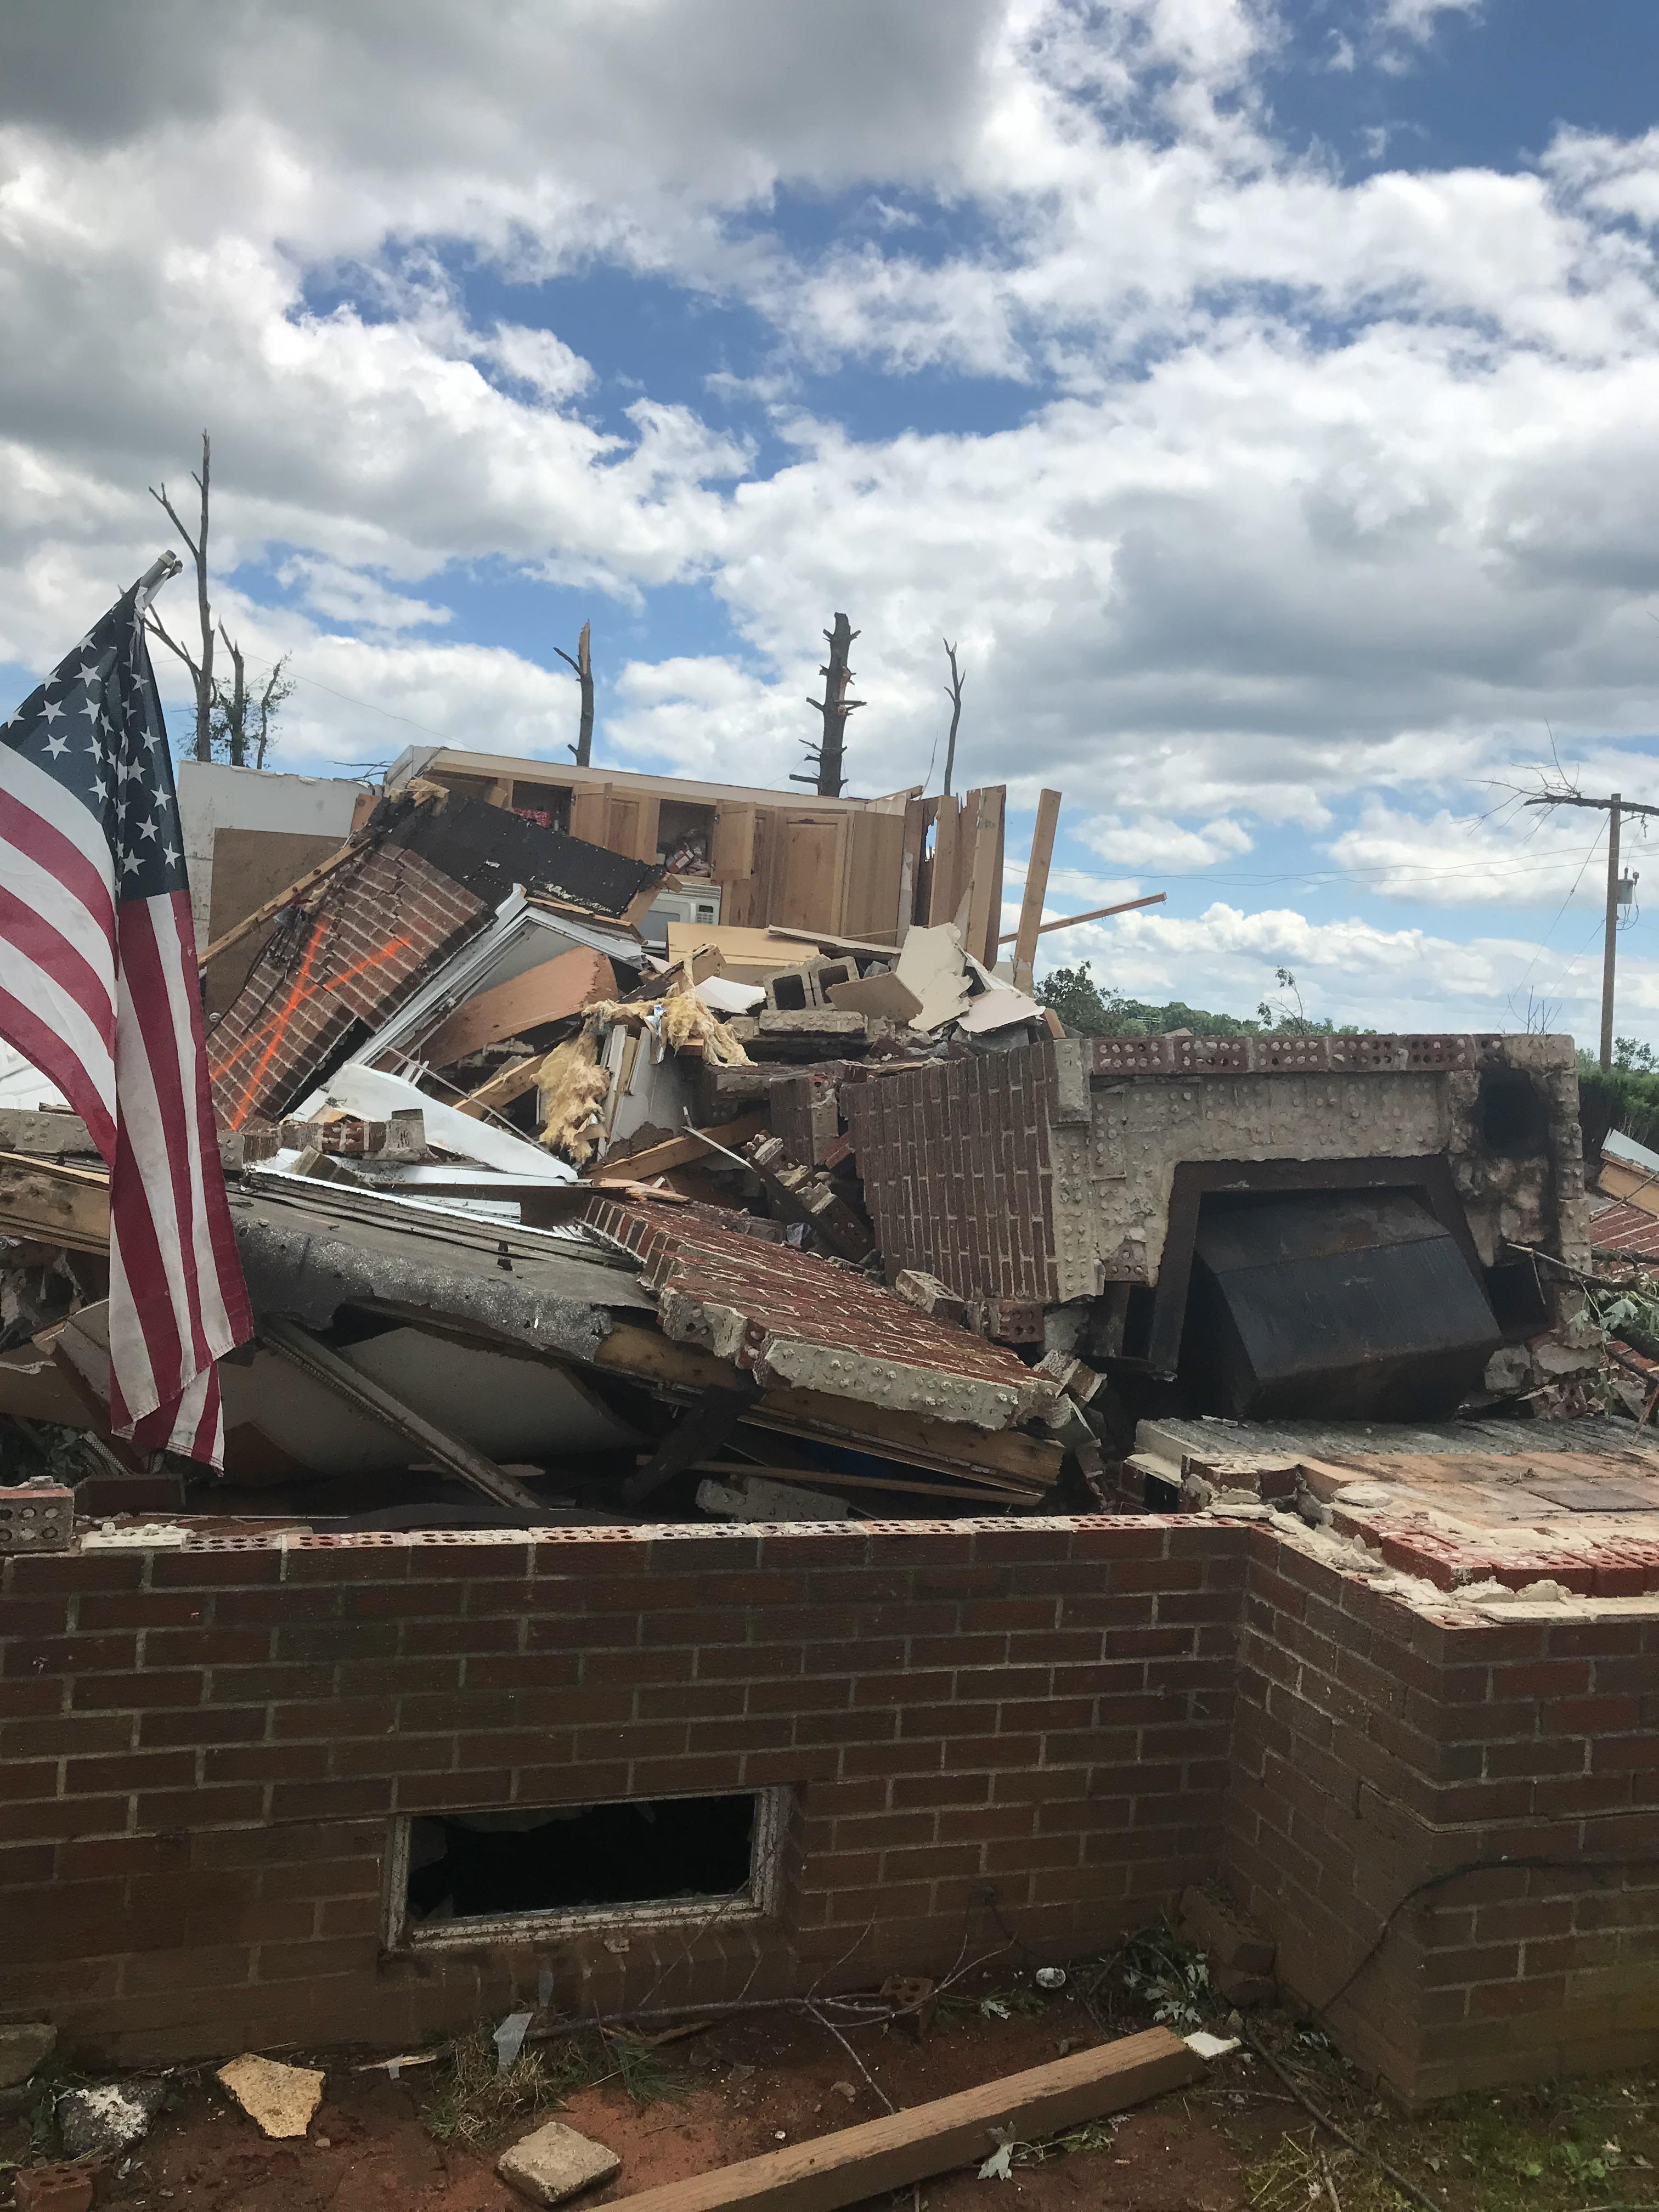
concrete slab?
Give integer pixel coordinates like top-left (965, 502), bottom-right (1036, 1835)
top-left (498, 2119), bottom-right (621, 2205)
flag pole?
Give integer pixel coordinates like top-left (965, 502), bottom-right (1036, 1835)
top-left (133, 549), bottom-right (183, 610)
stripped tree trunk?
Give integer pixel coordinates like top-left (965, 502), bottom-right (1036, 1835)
top-left (794, 611), bottom-right (863, 797)
top-left (556, 620), bottom-right (595, 766)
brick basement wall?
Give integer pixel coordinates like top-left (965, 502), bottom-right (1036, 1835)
top-left (0, 1521), bottom-right (1233, 2067)
top-left (1227, 1528), bottom-right (1659, 2103)
top-left (1, 1517), bottom-right (1655, 2100)
top-left (207, 844), bottom-right (487, 1130)
top-left (845, 1050), bottom-right (1062, 1305)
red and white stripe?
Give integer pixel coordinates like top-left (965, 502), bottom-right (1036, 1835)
top-left (0, 740), bottom-right (249, 1466)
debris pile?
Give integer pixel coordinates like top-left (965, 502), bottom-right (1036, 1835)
top-left (0, 765), bottom-right (1645, 1541)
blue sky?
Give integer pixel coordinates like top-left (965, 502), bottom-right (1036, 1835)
top-left (5, 0), bottom-right (1659, 1040)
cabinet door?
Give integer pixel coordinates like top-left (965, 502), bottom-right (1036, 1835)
top-left (606, 792), bottom-right (661, 864)
top-left (773, 814), bottom-right (848, 932)
top-left (709, 804), bottom-right (757, 926)
top-left (842, 808), bottom-right (905, 944)
top-left (569, 783), bottom-right (611, 845)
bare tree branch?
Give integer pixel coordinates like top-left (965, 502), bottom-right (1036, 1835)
top-left (148, 431), bottom-right (215, 760)
top-left (941, 637), bottom-right (964, 797)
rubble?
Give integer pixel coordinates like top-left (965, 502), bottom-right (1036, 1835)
top-left (215, 2053), bottom-right (325, 2139)
top-left (55, 2079), bottom-right (167, 2159)
top-left (5, 756), bottom-right (1659, 1573)
top-left (0, 2022), bottom-right (55, 2089)
top-left (498, 2118), bottom-right (621, 2205)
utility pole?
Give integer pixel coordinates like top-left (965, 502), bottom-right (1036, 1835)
top-left (1525, 788), bottom-right (1655, 1066)
top-left (1602, 792), bottom-right (1622, 1070)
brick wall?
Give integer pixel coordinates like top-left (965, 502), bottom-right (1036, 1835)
top-left (207, 845), bottom-right (487, 1129)
top-left (0, 1520), bottom-right (1237, 2067)
top-left (3, 1516), bottom-right (1655, 2097)
top-left (845, 1051), bottom-right (1062, 1305)
top-left (1226, 1529), bottom-right (1659, 2103)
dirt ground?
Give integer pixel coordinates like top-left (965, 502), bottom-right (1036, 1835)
top-left (4, 1968), bottom-right (1657, 2212)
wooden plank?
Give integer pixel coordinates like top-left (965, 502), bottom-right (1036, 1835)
top-left (592, 1322), bottom-right (741, 1395)
top-left (402, 748), bottom-right (882, 816)
top-left (591, 1113), bottom-right (768, 1182)
top-left (420, 947), bottom-right (617, 1066)
top-left (926, 797), bottom-right (961, 926)
top-left (766, 926), bottom-right (896, 958)
top-left (997, 890), bottom-right (1166, 943)
top-left (964, 786), bottom-right (1005, 971)
top-left (1012, 789), bottom-right (1062, 991)
top-left (598, 2028), bottom-right (1202, 2212)
top-left (455, 1054), bottom-right (546, 1121)
top-left (667, 924), bottom-right (816, 981)
top-left (587, 1332), bottom-right (1063, 1489)
top-left (699, 1460), bottom-right (1029, 1504)
top-left (0, 1152), bottom-right (110, 1253)
top-left (569, 782), bottom-right (611, 846)
top-left (749, 1384), bottom-right (1061, 1491)
top-left (259, 1317), bottom-right (544, 1516)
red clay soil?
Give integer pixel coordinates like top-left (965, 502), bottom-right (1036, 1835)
top-left (7, 1988), bottom-right (1659, 2212)
top-left (1, 1999), bottom-right (1244, 2212)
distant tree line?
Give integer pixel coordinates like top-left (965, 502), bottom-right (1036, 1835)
top-left (1036, 961), bottom-right (1369, 1040)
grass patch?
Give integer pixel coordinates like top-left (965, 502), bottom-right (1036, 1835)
top-left (422, 2025), bottom-right (680, 2153)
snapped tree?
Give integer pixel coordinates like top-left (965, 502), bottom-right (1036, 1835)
top-left (146, 431), bottom-right (290, 769)
top-left (554, 620), bottom-right (595, 766)
top-left (794, 611), bottom-right (863, 797)
top-left (941, 638), bottom-right (965, 797)
top-left (146, 431), bottom-right (216, 762)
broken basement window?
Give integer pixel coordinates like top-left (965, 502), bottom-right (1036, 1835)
top-left (386, 1788), bottom-right (786, 1949)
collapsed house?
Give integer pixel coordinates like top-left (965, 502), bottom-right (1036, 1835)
top-left (1, 759), bottom-right (1656, 2108)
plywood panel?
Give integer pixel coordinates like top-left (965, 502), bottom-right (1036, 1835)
top-left (205, 827), bottom-right (345, 1017)
top-left (420, 946), bottom-right (617, 1066)
top-left (841, 808), bottom-right (905, 943)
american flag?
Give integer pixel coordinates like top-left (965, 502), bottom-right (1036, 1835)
top-left (0, 573), bottom-right (251, 1465)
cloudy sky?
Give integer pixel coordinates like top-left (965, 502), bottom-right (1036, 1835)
top-left (5, 0), bottom-right (1659, 1040)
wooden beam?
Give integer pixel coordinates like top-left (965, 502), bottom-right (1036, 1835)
top-left (588, 1329), bottom-right (1063, 1489)
top-left (597, 2028), bottom-right (1203, 2212)
top-left (1012, 789), bottom-right (1062, 991)
top-left (748, 1383), bottom-right (1061, 1492)
top-left (455, 1054), bottom-right (546, 1121)
top-left (0, 1152), bottom-right (111, 1252)
top-left (998, 890), bottom-right (1166, 944)
top-left (259, 1317), bottom-right (544, 1517)
top-left (196, 839), bottom-right (360, 974)
top-left (591, 1113), bottom-right (768, 1183)
top-left (699, 1460), bottom-right (1029, 1505)
top-left (592, 1322), bottom-right (738, 1395)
